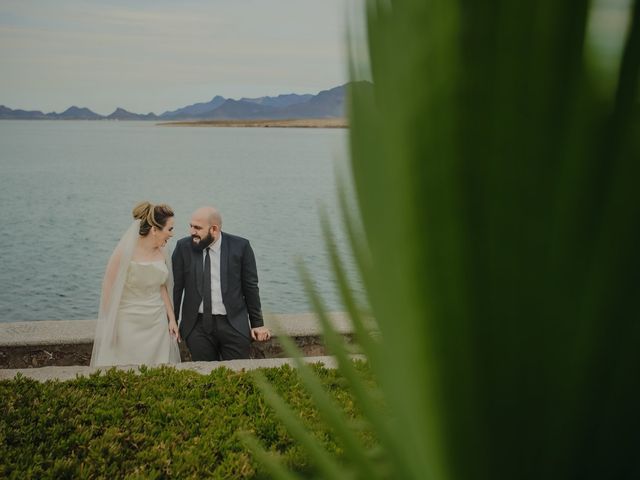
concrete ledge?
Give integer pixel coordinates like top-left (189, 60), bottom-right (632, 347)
top-left (0, 355), bottom-right (366, 382)
top-left (0, 320), bottom-right (97, 347)
top-left (0, 313), bottom-right (357, 369)
top-left (0, 312), bottom-right (351, 347)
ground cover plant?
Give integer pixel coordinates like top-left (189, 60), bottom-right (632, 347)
top-left (0, 363), bottom-right (375, 479)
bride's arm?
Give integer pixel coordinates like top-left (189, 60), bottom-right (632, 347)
top-left (161, 284), bottom-right (180, 341)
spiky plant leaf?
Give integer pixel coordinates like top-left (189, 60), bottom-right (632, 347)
top-left (249, 0), bottom-right (640, 478)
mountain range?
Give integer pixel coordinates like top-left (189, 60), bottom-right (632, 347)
top-left (0, 84), bottom-right (349, 121)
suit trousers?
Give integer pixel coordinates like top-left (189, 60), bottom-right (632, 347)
top-left (186, 314), bottom-right (250, 361)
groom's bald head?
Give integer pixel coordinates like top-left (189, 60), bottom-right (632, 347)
top-left (193, 206), bottom-right (222, 228)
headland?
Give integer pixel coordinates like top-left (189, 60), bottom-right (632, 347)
top-left (158, 118), bottom-right (348, 128)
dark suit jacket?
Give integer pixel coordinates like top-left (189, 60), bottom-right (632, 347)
top-left (172, 232), bottom-right (264, 340)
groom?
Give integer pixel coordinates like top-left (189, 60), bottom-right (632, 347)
top-left (172, 206), bottom-right (271, 361)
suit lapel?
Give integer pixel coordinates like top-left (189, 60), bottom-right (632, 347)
top-left (220, 232), bottom-right (229, 295)
top-left (193, 245), bottom-right (203, 298)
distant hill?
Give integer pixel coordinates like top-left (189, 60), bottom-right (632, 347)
top-left (239, 93), bottom-right (313, 109)
top-left (278, 85), bottom-right (346, 118)
top-left (0, 105), bottom-right (48, 119)
top-left (0, 105), bottom-right (103, 120)
top-left (107, 108), bottom-right (159, 121)
top-left (50, 106), bottom-right (103, 120)
top-left (194, 99), bottom-right (283, 120)
top-left (193, 84), bottom-right (348, 120)
top-left (0, 83), bottom-right (356, 121)
top-left (160, 96), bottom-right (226, 119)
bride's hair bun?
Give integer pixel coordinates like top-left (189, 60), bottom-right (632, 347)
top-left (132, 201), bottom-right (174, 236)
top-left (132, 201), bottom-right (152, 221)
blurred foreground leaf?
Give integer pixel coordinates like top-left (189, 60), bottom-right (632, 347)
top-left (249, 0), bottom-right (640, 479)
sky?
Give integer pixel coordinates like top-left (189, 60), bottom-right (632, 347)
top-left (1, 0), bottom-right (630, 116)
top-left (0, 0), bottom-right (360, 115)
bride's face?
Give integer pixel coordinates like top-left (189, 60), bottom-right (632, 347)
top-left (155, 217), bottom-right (175, 248)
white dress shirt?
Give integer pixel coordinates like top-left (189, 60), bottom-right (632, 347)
top-left (198, 234), bottom-right (227, 315)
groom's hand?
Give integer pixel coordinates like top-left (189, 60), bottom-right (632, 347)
top-left (251, 326), bottom-right (271, 342)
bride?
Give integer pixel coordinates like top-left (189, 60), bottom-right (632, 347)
top-left (91, 201), bottom-right (181, 367)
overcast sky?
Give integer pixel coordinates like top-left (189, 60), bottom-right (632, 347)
top-left (2, 0), bottom-right (630, 116)
top-left (0, 0), bottom-right (356, 115)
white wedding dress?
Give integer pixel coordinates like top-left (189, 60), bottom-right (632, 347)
top-left (100, 261), bottom-right (177, 365)
top-left (91, 220), bottom-right (181, 367)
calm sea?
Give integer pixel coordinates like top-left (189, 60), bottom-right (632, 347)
top-left (0, 120), bottom-right (356, 322)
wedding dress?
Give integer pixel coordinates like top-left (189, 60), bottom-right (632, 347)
top-left (90, 220), bottom-right (181, 367)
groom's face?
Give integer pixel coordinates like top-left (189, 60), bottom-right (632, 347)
top-left (193, 229), bottom-right (214, 250)
top-left (189, 215), bottom-right (215, 250)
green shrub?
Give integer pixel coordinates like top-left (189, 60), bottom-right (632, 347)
top-left (0, 363), bottom-right (376, 479)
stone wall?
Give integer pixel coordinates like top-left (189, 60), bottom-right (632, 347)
top-left (0, 313), bottom-right (355, 369)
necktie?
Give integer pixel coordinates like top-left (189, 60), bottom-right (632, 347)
top-left (203, 247), bottom-right (213, 327)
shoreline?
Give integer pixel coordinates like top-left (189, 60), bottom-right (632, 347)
top-left (157, 118), bottom-right (348, 128)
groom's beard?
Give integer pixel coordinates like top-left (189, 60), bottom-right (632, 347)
top-left (191, 231), bottom-right (214, 251)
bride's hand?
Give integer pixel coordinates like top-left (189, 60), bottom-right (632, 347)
top-left (168, 319), bottom-right (181, 342)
